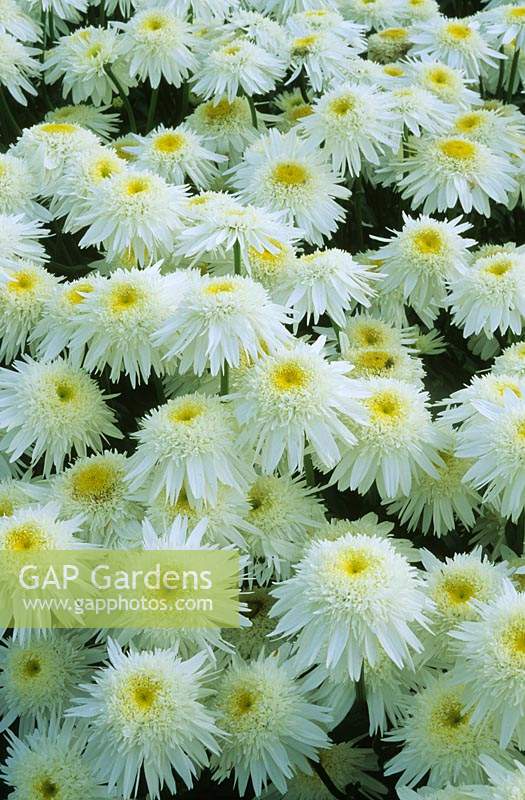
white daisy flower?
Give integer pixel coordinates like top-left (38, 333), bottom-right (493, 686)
top-left (50, 451), bottom-right (144, 546)
top-left (450, 106), bottom-right (525, 153)
top-left (367, 26), bottom-right (412, 64)
top-left (286, 7), bottom-right (366, 50)
top-left (211, 651), bottom-right (331, 796)
top-left (0, 477), bottom-right (47, 518)
top-left (397, 134), bottom-right (516, 216)
top-left (270, 532), bottom-right (429, 680)
top-left (389, 85), bottom-right (456, 136)
top-left (1, 718), bottom-right (108, 800)
top-left (118, 6), bottom-right (197, 89)
top-left (177, 194), bottom-right (301, 262)
top-left (0, 631), bottom-right (104, 733)
top-left (341, 341), bottom-right (425, 384)
top-left (448, 250), bottom-right (525, 336)
top-left (450, 584), bottom-right (525, 748)
top-left (332, 378), bottom-right (445, 500)
top-left (410, 17), bottom-right (502, 79)
top-left (0, 356), bottom-right (122, 475)
top-left (31, 277), bottom-right (98, 363)
top-left (124, 124), bottom-right (226, 188)
top-left (409, 59), bottom-right (481, 107)
top-left (0, 0), bottom-right (40, 42)
top-left (126, 392), bottom-right (250, 504)
top-left (68, 639), bottom-right (222, 799)
top-left (486, 3), bottom-right (525, 49)
top-left (298, 82), bottom-right (398, 177)
top-left (375, 213), bottom-right (475, 321)
top-left (271, 87), bottom-right (314, 132)
top-left (387, 429), bottom-right (481, 538)
top-left (53, 145), bottom-right (126, 224)
top-left (243, 472), bottom-right (326, 584)
top-left (0, 262), bottom-right (59, 363)
top-left (337, 312), bottom-right (418, 352)
top-left (154, 272), bottom-right (290, 376)
top-left (398, 0), bottom-right (440, 24)
top-left (68, 266), bottom-right (174, 386)
top-left (456, 391), bottom-right (525, 521)
top-left (245, 237), bottom-right (297, 289)
top-left (74, 170), bottom-right (188, 266)
top-left (231, 337), bottom-right (369, 473)
top-left (44, 103), bottom-right (121, 140)
top-left (0, 214), bottom-right (49, 268)
top-left (230, 129), bottom-right (350, 245)
top-left (439, 372), bottom-right (525, 428)
top-left (0, 153), bottom-right (50, 221)
top-left (0, 32), bottom-right (40, 105)
top-left (11, 121), bottom-right (101, 196)
top-left (288, 30), bottom-right (358, 92)
top-left (493, 341), bottom-right (525, 376)
top-left (45, 25), bottom-right (133, 106)
top-left (223, 9), bottom-right (289, 57)
top-left (343, 0), bottom-right (404, 31)
top-left (384, 671), bottom-right (511, 788)
top-left (186, 95), bottom-right (262, 161)
top-left (277, 247), bottom-right (378, 326)
top-left (192, 36), bottom-right (286, 101)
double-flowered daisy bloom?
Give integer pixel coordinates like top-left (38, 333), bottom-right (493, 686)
top-left (410, 17), bottom-right (502, 79)
top-left (68, 639), bottom-right (222, 799)
top-left (126, 392), bottom-right (251, 504)
top-left (270, 531), bottom-right (429, 680)
top-left (211, 651), bottom-right (331, 796)
top-left (231, 337), bottom-right (369, 473)
top-left (154, 272), bottom-right (290, 376)
top-left (0, 357), bottom-right (121, 474)
top-left (229, 129), bottom-right (350, 245)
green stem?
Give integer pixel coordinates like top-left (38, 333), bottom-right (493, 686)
top-left (233, 240), bottom-right (241, 275)
top-left (478, 75), bottom-right (484, 99)
top-left (99, 1), bottom-right (105, 26)
top-left (104, 64), bottom-right (137, 133)
top-left (507, 46), bottom-right (521, 103)
top-left (298, 71), bottom-right (309, 103)
top-left (48, 7), bottom-right (55, 44)
top-left (220, 362), bottom-right (229, 396)
top-left (309, 760), bottom-right (346, 800)
top-left (495, 47), bottom-right (506, 97)
top-left (304, 453), bottom-right (315, 488)
top-left (352, 176), bottom-right (364, 251)
top-left (146, 85), bottom-right (159, 132)
top-left (247, 95), bottom-right (258, 129)
top-left (180, 81), bottom-right (189, 122)
top-left (0, 86), bottom-right (21, 138)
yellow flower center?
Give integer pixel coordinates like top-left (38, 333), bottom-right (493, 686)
top-left (428, 66), bottom-right (453, 87)
top-left (86, 43), bottom-right (102, 58)
top-left (35, 778), bottom-right (59, 799)
top-left (340, 548), bottom-right (377, 577)
top-left (204, 99), bottom-right (236, 122)
top-left (66, 282), bottom-right (93, 305)
top-left (439, 138), bottom-right (477, 161)
top-left (502, 618), bottom-right (525, 661)
top-left (5, 523), bottom-right (47, 551)
top-left (290, 104), bottom-right (313, 120)
top-left (380, 27), bottom-right (408, 40)
top-left (153, 132), bottom-right (186, 154)
top-left (441, 575), bottom-right (477, 605)
top-left (354, 350), bottom-right (396, 373)
top-left (125, 674), bottom-right (162, 711)
top-left (109, 284), bottom-right (142, 312)
top-left (92, 157), bottom-right (119, 181)
top-left (223, 44), bottom-right (241, 56)
top-left (292, 34), bottom-right (319, 54)
top-left (413, 228), bottom-right (444, 255)
top-left (485, 258), bottom-right (512, 277)
top-left (40, 123), bottom-right (77, 135)
top-left (495, 380), bottom-right (521, 397)
top-left (271, 161), bottom-right (310, 187)
top-left (140, 14), bottom-right (166, 32)
top-left (367, 391), bottom-right (405, 424)
top-left (270, 361), bottom-right (309, 392)
top-left (204, 279), bottom-right (236, 295)
top-left (455, 112), bottom-right (483, 133)
top-left (383, 65), bottom-right (405, 77)
top-left (21, 654), bottom-right (42, 678)
top-left (124, 176), bottom-right (151, 196)
top-left (432, 697), bottom-right (469, 734)
top-left (230, 687), bottom-right (258, 716)
top-left (7, 271), bottom-right (37, 293)
top-left (169, 400), bottom-right (205, 424)
top-left (355, 325), bottom-right (385, 347)
top-left (54, 379), bottom-right (77, 403)
top-left (329, 96), bottom-right (355, 116)
top-left (114, 140), bottom-right (136, 161)
top-left (445, 21), bottom-right (472, 41)
top-left (509, 7), bottom-right (525, 21)
top-left (70, 463), bottom-right (119, 502)
top-left (515, 420), bottom-right (525, 440)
